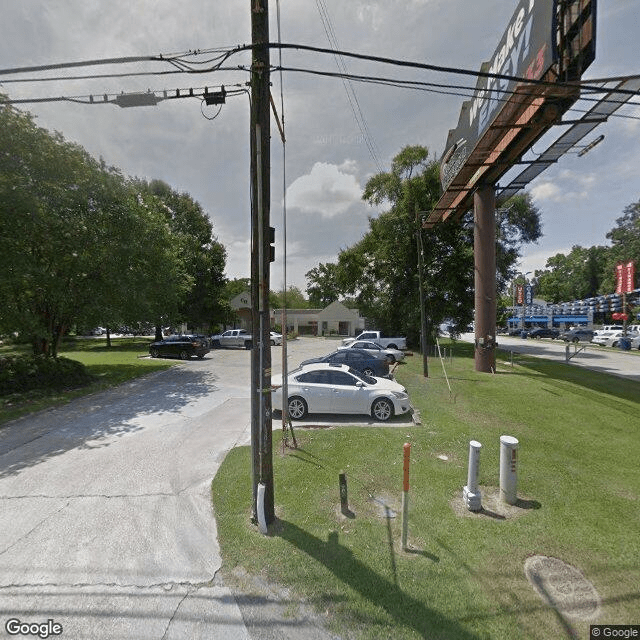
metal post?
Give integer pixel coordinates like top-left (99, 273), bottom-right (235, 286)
top-left (463, 440), bottom-right (482, 512)
top-left (339, 472), bottom-right (349, 515)
top-left (415, 208), bottom-right (429, 377)
top-left (499, 435), bottom-right (519, 505)
top-left (401, 443), bottom-right (410, 550)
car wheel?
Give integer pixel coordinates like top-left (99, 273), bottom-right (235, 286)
top-left (372, 398), bottom-right (393, 422)
top-left (150, 348), bottom-right (159, 358)
top-left (212, 340), bottom-right (221, 348)
top-left (362, 367), bottom-right (375, 377)
top-left (245, 341), bottom-right (253, 350)
top-left (386, 355), bottom-right (395, 363)
top-left (387, 344), bottom-right (397, 350)
top-left (572, 338), bottom-right (579, 343)
top-left (288, 396), bottom-right (308, 420)
top-left (180, 350), bottom-right (190, 360)
top-left (197, 354), bottom-right (205, 359)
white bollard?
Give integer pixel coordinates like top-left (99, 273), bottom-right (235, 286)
top-left (500, 435), bottom-right (519, 505)
top-left (463, 440), bottom-right (482, 511)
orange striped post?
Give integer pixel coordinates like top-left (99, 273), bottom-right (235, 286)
top-left (402, 442), bottom-right (411, 550)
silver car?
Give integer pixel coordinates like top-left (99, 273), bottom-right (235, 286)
top-left (271, 362), bottom-right (411, 422)
top-left (337, 340), bottom-right (405, 363)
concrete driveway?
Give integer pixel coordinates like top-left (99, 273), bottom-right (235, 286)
top-left (0, 337), bottom-right (395, 639)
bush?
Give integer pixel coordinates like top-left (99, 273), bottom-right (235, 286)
top-left (0, 355), bottom-right (94, 395)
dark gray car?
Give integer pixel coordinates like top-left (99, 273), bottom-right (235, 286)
top-left (559, 328), bottom-right (594, 343)
top-left (300, 349), bottom-right (389, 378)
top-left (149, 335), bottom-right (210, 359)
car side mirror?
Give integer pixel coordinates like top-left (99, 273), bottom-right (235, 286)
top-left (356, 381), bottom-right (365, 388)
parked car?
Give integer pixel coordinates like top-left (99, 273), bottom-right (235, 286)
top-left (602, 331), bottom-right (634, 348)
top-left (210, 329), bottom-right (253, 349)
top-left (592, 330), bottom-right (619, 346)
top-left (270, 331), bottom-right (283, 346)
top-left (559, 328), bottom-right (595, 343)
top-left (300, 349), bottom-right (390, 378)
top-left (271, 362), bottom-right (411, 422)
top-left (630, 334), bottom-right (640, 350)
top-left (593, 324), bottom-right (623, 336)
top-left (527, 327), bottom-right (559, 339)
top-left (149, 335), bottom-right (210, 360)
top-left (338, 340), bottom-right (405, 363)
top-left (341, 331), bottom-right (407, 351)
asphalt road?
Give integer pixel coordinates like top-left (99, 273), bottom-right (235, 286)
top-left (484, 333), bottom-right (640, 382)
top-left (0, 338), bottom-right (350, 640)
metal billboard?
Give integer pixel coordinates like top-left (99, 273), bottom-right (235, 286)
top-left (426, 0), bottom-right (596, 228)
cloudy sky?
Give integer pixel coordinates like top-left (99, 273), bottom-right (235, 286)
top-left (1, 1), bottom-right (638, 292)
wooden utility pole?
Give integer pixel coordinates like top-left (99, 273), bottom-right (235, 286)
top-left (250, 0), bottom-right (274, 526)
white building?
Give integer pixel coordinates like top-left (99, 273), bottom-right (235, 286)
top-left (228, 292), bottom-right (364, 336)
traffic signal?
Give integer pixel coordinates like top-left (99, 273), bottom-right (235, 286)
top-left (269, 226), bottom-right (275, 263)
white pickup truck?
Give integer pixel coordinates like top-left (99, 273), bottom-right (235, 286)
top-left (210, 329), bottom-right (253, 349)
top-left (341, 331), bottom-right (407, 351)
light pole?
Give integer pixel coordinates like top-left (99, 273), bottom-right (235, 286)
top-left (415, 206), bottom-right (429, 377)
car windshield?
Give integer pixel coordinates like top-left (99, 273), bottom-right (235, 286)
top-left (348, 367), bottom-right (376, 385)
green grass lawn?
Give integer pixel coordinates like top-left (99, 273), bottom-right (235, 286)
top-left (0, 337), bottom-right (173, 424)
top-left (211, 341), bottom-right (640, 639)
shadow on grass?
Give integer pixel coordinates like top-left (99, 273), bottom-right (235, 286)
top-left (274, 519), bottom-right (480, 639)
top-left (442, 340), bottom-right (640, 408)
top-left (497, 350), bottom-right (640, 409)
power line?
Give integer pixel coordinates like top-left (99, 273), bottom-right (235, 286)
top-left (271, 66), bottom-right (640, 122)
top-left (314, 0), bottom-right (383, 172)
top-left (1, 84), bottom-right (247, 107)
top-left (5, 41), bottom-right (639, 100)
top-left (2, 40), bottom-right (639, 122)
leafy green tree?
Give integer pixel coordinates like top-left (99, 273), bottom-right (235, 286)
top-left (0, 100), bottom-right (189, 355)
top-left (535, 245), bottom-right (609, 303)
top-left (270, 286), bottom-right (309, 310)
top-left (305, 263), bottom-right (341, 307)
top-left (603, 201), bottom-right (640, 293)
top-left (304, 145), bottom-right (542, 347)
top-left (138, 179), bottom-right (229, 334)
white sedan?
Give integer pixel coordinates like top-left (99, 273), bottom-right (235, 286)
top-left (337, 340), bottom-right (405, 363)
top-left (271, 362), bottom-right (411, 422)
top-left (270, 331), bottom-right (283, 346)
top-left (591, 331), bottom-right (619, 346)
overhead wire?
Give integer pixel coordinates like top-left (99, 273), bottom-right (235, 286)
top-left (314, 0), bottom-right (383, 172)
top-left (1, 41), bottom-right (639, 122)
top-left (271, 65), bottom-right (640, 122)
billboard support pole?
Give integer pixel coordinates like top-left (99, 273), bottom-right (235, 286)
top-left (474, 185), bottom-right (496, 373)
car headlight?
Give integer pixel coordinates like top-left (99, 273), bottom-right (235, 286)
top-left (392, 391), bottom-right (408, 400)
